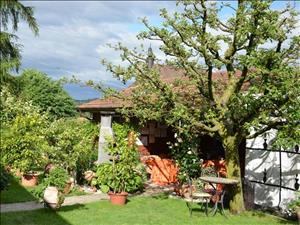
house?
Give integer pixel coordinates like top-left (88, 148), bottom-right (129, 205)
top-left (78, 47), bottom-right (241, 186)
top-left (78, 47), bottom-right (230, 162)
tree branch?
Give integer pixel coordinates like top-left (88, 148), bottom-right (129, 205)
top-left (246, 120), bottom-right (286, 139)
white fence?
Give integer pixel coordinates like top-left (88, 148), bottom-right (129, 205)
top-left (245, 133), bottom-right (299, 209)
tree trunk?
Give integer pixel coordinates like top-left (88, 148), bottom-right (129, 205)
top-left (223, 135), bottom-right (245, 214)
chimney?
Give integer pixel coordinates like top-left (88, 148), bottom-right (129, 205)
top-left (146, 46), bottom-right (154, 68)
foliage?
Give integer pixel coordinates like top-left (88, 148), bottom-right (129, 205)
top-left (101, 0), bottom-right (300, 212)
top-left (0, 164), bottom-right (10, 191)
top-left (0, 0), bottom-right (38, 90)
top-left (32, 167), bottom-right (69, 200)
top-left (1, 113), bottom-right (48, 173)
top-left (0, 86), bottom-right (41, 125)
top-left (96, 123), bottom-right (145, 193)
top-left (18, 69), bottom-right (77, 119)
top-left (0, 88), bottom-right (49, 174)
top-left (44, 168), bottom-right (69, 191)
top-left (288, 192), bottom-right (300, 213)
top-left (168, 132), bottom-right (202, 184)
top-left (1, 85), bottom-right (96, 184)
top-left (44, 118), bottom-right (98, 181)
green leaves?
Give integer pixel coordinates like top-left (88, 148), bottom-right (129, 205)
top-left (18, 70), bottom-right (77, 120)
top-left (0, 0), bottom-right (38, 73)
top-left (95, 123), bottom-right (145, 193)
top-left (43, 167), bottom-right (69, 191)
top-left (102, 1), bottom-right (299, 163)
top-left (0, 98), bottom-right (48, 173)
top-left (31, 167), bottom-right (69, 200)
top-left (1, 87), bottom-right (98, 175)
top-left (43, 118), bottom-right (98, 173)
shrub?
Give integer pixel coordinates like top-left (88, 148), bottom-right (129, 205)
top-left (32, 167), bottom-right (69, 200)
top-left (288, 192), bottom-right (300, 214)
top-left (44, 118), bottom-right (98, 182)
top-left (96, 123), bottom-right (145, 193)
top-left (0, 164), bottom-right (10, 191)
top-left (169, 132), bottom-right (202, 184)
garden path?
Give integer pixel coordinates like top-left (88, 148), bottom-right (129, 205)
top-left (0, 193), bottom-right (108, 213)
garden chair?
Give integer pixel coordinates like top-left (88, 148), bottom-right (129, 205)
top-left (184, 178), bottom-right (211, 217)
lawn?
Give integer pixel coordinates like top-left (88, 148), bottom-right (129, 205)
top-left (0, 176), bottom-right (37, 203)
top-left (1, 196), bottom-right (297, 225)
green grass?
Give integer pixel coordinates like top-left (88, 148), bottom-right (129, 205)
top-left (0, 176), bottom-right (37, 203)
top-left (1, 196), bottom-right (297, 225)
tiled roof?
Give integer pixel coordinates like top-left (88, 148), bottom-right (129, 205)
top-left (78, 65), bottom-right (242, 111)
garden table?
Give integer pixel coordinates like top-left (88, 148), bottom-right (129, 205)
top-left (199, 176), bottom-right (238, 217)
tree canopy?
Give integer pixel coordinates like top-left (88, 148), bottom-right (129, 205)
top-left (18, 69), bottom-right (77, 119)
top-left (102, 0), bottom-right (300, 213)
top-left (0, 0), bottom-right (39, 90)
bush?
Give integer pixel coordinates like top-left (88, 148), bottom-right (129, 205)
top-left (44, 118), bottom-right (98, 182)
top-left (44, 167), bottom-right (69, 191)
top-left (169, 132), bottom-right (202, 184)
top-left (1, 89), bottom-right (49, 174)
top-left (96, 162), bottom-right (145, 193)
top-left (32, 167), bottom-right (69, 200)
top-left (95, 123), bottom-right (145, 193)
top-left (0, 164), bottom-right (10, 191)
top-left (288, 192), bottom-right (300, 214)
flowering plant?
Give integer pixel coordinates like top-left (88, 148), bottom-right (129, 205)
top-left (168, 131), bottom-right (202, 184)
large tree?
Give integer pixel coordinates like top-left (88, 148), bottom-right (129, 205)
top-left (102, 0), bottom-right (300, 213)
top-left (0, 0), bottom-right (39, 90)
top-left (18, 69), bottom-right (77, 119)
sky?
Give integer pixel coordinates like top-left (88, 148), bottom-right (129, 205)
top-left (16, 1), bottom-right (299, 100)
top-left (17, 1), bottom-right (177, 100)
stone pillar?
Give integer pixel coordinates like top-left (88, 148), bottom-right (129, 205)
top-left (97, 113), bottom-right (113, 164)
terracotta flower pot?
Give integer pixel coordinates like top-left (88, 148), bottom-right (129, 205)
top-left (21, 173), bottom-right (38, 187)
top-left (108, 192), bottom-right (128, 205)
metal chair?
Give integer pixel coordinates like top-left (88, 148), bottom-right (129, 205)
top-left (184, 179), bottom-right (211, 217)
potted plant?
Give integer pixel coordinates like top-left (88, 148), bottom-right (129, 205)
top-left (11, 146), bottom-right (43, 187)
top-left (33, 167), bottom-right (69, 209)
top-left (1, 112), bottom-right (48, 187)
top-left (96, 123), bottom-right (145, 205)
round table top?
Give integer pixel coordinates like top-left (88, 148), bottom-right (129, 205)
top-left (199, 176), bottom-right (239, 185)
top-left (192, 192), bottom-right (211, 198)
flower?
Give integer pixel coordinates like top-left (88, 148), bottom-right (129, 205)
top-left (187, 151), bottom-right (192, 155)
